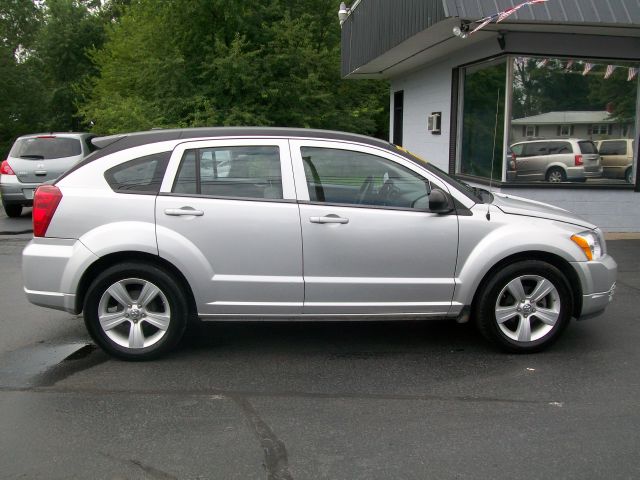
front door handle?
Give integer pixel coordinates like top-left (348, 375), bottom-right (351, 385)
top-left (164, 207), bottom-right (204, 217)
top-left (310, 214), bottom-right (349, 224)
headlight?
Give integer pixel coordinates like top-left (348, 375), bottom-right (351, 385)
top-left (571, 230), bottom-right (605, 261)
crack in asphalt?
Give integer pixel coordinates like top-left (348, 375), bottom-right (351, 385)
top-left (100, 452), bottom-right (178, 480)
top-left (232, 395), bottom-right (293, 480)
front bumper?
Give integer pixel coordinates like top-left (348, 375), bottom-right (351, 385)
top-left (23, 238), bottom-right (99, 314)
top-left (571, 254), bottom-right (617, 319)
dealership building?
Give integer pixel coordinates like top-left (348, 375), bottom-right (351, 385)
top-left (340, 0), bottom-right (640, 231)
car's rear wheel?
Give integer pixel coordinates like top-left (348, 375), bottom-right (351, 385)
top-left (546, 168), bottom-right (566, 183)
top-left (3, 203), bottom-right (22, 218)
top-left (475, 260), bottom-right (572, 353)
top-left (83, 262), bottom-right (188, 360)
top-left (626, 167), bottom-right (634, 184)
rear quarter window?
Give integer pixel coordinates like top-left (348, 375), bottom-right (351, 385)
top-left (598, 141), bottom-right (627, 155)
top-left (104, 152), bottom-right (171, 194)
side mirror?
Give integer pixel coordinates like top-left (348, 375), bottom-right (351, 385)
top-left (429, 189), bottom-right (454, 214)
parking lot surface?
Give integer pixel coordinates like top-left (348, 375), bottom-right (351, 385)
top-left (0, 210), bottom-right (639, 479)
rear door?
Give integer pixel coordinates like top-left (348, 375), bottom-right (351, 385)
top-left (578, 140), bottom-right (600, 174)
top-left (518, 142), bottom-right (547, 180)
top-left (290, 140), bottom-right (458, 316)
top-left (156, 138), bottom-right (303, 316)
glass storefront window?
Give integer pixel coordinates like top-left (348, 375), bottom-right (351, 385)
top-left (457, 55), bottom-right (639, 186)
top-left (459, 58), bottom-right (506, 181)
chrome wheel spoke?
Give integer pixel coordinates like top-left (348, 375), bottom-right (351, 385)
top-left (506, 278), bottom-right (526, 303)
top-left (128, 322), bottom-right (145, 349)
top-left (107, 282), bottom-right (133, 308)
top-left (144, 312), bottom-right (170, 331)
top-left (533, 307), bottom-right (559, 326)
top-left (138, 282), bottom-right (160, 308)
top-left (99, 311), bottom-right (128, 331)
top-left (530, 278), bottom-right (555, 303)
top-left (516, 316), bottom-right (532, 342)
top-left (495, 305), bottom-right (519, 324)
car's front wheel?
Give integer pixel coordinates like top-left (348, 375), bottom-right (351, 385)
top-left (83, 262), bottom-right (188, 360)
top-left (3, 203), bottom-right (22, 218)
top-left (475, 260), bottom-right (572, 353)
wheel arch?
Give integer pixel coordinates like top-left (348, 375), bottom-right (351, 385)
top-left (75, 251), bottom-right (197, 315)
top-left (470, 250), bottom-right (582, 321)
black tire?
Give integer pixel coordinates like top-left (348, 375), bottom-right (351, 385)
top-left (545, 167), bottom-right (566, 183)
top-left (3, 203), bottom-right (22, 218)
top-left (626, 168), bottom-right (633, 184)
top-left (475, 260), bottom-right (572, 353)
top-left (83, 262), bottom-right (188, 361)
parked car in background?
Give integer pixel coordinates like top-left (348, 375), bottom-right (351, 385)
top-left (0, 133), bottom-right (95, 217)
top-left (22, 128), bottom-right (616, 360)
top-left (507, 139), bottom-right (602, 183)
top-left (597, 139), bottom-right (635, 183)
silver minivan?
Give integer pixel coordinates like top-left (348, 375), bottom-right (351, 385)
top-left (1, 133), bottom-right (94, 217)
top-left (22, 128), bottom-right (617, 360)
top-left (508, 139), bottom-right (602, 182)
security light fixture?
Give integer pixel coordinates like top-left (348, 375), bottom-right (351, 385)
top-left (338, 2), bottom-right (350, 25)
top-left (452, 22), bottom-right (470, 39)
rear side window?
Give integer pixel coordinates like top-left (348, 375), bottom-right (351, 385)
top-left (522, 142), bottom-right (549, 157)
top-left (104, 152), bottom-right (170, 194)
top-left (10, 137), bottom-right (81, 159)
top-left (172, 146), bottom-right (282, 200)
top-left (578, 141), bottom-right (597, 154)
top-left (547, 142), bottom-right (572, 155)
top-left (598, 141), bottom-right (627, 155)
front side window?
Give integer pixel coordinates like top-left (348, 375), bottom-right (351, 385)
top-left (173, 146), bottom-right (282, 200)
top-left (300, 147), bottom-right (430, 210)
top-left (104, 152), bottom-right (170, 194)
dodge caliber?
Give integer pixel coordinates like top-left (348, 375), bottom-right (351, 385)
top-left (22, 128), bottom-right (617, 360)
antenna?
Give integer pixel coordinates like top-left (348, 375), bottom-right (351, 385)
top-left (487, 87), bottom-right (501, 221)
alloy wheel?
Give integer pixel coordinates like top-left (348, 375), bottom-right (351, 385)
top-left (494, 275), bottom-right (560, 343)
top-left (97, 278), bottom-right (171, 349)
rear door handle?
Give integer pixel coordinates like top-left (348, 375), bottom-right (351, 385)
top-left (164, 207), bottom-right (204, 217)
top-left (310, 215), bottom-right (349, 224)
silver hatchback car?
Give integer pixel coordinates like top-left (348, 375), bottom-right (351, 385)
top-left (22, 128), bottom-right (617, 360)
top-left (1, 132), bottom-right (95, 217)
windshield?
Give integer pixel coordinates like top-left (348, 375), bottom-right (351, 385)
top-left (10, 137), bottom-right (82, 160)
top-left (392, 145), bottom-right (485, 204)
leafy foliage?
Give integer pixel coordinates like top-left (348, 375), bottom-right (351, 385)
top-left (0, 0), bottom-right (389, 158)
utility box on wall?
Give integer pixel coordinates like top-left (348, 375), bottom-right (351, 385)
top-left (428, 112), bottom-right (441, 135)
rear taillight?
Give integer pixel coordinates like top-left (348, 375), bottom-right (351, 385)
top-left (33, 185), bottom-right (63, 237)
top-left (509, 153), bottom-right (517, 171)
top-left (574, 154), bottom-right (583, 166)
top-left (0, 160), bottom-right (15, 175)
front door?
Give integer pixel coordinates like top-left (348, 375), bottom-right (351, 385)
top-left (156, 139), bottom-right (303, 316)
top-left (290, 140), bottom-right (459, 316)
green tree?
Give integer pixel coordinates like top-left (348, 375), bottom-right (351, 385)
top-left (79, 0), bottom-right (389, 137)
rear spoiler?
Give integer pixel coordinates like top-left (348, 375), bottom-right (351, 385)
top-left (90, 134), bottom-right (126, 150)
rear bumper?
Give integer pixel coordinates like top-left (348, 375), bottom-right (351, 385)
top-left (22, 238), bottom-right (98, 314)
top-left (570, 254), bottom-right (617, 319)
top-left (0, 175), bottom-right (40, 205)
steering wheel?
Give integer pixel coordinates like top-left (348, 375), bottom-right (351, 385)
top-left (377, 179), bottom-right (400, 206)
top-left (357, 175), bottom-right (374, 204)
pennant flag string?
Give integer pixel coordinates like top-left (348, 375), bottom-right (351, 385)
top-left (516, 57), bottom-right (638, 81)
top-left (467, 0), bottom-right (548, 36)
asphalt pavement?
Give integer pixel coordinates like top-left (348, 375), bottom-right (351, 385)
top-left (0, 210), bottom-right (639, 479)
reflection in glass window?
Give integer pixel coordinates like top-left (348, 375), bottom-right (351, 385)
top-left (460, 59), bottom-right (506, 180)
top-left (510, 56), bottom-right (638, 185)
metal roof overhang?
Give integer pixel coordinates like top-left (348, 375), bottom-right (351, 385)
top-left (345, 21), bottom-right (640, 80)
